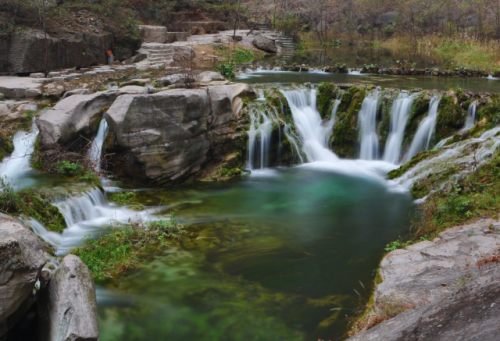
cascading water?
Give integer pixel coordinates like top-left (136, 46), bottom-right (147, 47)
top-left (404, 96), bottom-right (441, 162)
top-left (383, 92), bottom-right (416, 164)
top-left (87, 118), bottom-right (109, 172)
top-left (0, 118), bottom-right (38, 184)
top-left (358, 90), bottom-right (381, 160)
top-left (463, 101), bottom-right (477, 130)
top-left (247, 108), bottom-right (274, 169)
top-left (280, 88), bottom-right (339, 163)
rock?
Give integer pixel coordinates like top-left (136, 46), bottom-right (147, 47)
top-left (348, 265), bottom-right (500, 341)
top-left (48, 72), bottom-right (61, 77)
top-left (252, 36), bottom-right (277, 53)
top-left (0, 76), bottom-right (42, 99)
top-left (62, 89), bottom-right (91, 99)
top-left (157, 74), bottom-right (185, 86)
top-left (30, 73), bottom-right (45, 78)
top-left (123, 53), bottom-right (148, 65)
top-left (0, 104), bottom-right (10, 118)
top-left (36, 91), bottom-right (120, 149)
top-left (105, 84), bottom-right (255, 183)
top-left (38, 255), bottom-right (99, 341)
top-left (139, 25), bottom-right (167, 44)
top-left (119, 78), bottom-right (150, 87)
top-left (195, 71), bottom-right (225, 83)
top-left (172, 46), bottom-right (196, 62)
top-left (348, 218), bottom-right (500, 340)
top-left (2, 29), bottom-right (112, 73)
top-left (118, 86), bottom-right (149, 94)
top-left (0, 213), bottom-right (45, 338)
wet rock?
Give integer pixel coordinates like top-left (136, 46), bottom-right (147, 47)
top-left (252, 36), bottom-right (277, 53)
top-left (0, 213), bottom-right (45, 338)
top-left (38, 255), bottom-right (99, 341)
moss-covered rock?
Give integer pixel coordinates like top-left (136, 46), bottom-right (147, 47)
top-left (435, 92), bottom-right (466, 142)
top-left (387, 149), bottom-right (440, 180)
top-left (403, 92), bottom-right (430, 148)
top-left (317, 82), bottom-right (337, 119)
top-left (332, 86), bottom-right (366, 158)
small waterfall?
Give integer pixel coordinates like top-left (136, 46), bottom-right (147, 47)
top-left (358, 90), bottom-right (381, 160)
top-left (256, 90), bottom-right (266, 101)
top-left (247, 108), bottom-right (274, 169)
top-left (55, 187), bottom-right (108, 227)
top-left (404, 96), bottom-right (441, 162)
top-left (0, 118), bottom-right (38, 183)
top-left (280, 88), bottom-right (339, 163)
top-left (463, 101), bottom-right (477, 130)
top-left (383, 92), bottom-right (416, 164)
top-left (87, 118), bottom-right (109, 172)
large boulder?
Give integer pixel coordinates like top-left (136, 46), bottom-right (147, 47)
top-left (172, 46), bottom-right (196, 62)
top-left (252, 36), bottom-right (277, 53)
top-left (106, 89), bottom-right (211, 183)
top-left (0, 213), bottom-right (45, 338)
top-left (38, 254), bottom-right (99, 341)
top-left (105, 84), bottom-right (256, 183)
top-left (195, 71), bottom-right (225, 83)
top-left (37, 87), bottom-right (148, 149)
top-left (138, 25), bottom-right (168, 44)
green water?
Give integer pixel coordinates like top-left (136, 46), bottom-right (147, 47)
top-left (97, 167), bottom-right (414, 341)
top-left (237, 70), bottom-right (500, 93)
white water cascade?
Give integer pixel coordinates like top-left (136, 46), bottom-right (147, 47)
top-left (87, 118), bottom-right (109, 172)
top-left (404, 96), bottom-right (441, 162)
top-left (247, 109), bottom-right (274, 169)
top-left (280, 88), bottom-right (339, 163)
top-left (383, 92), bottom-right (416, 164)
top-left (0, 118), bottom-right (38, 185)
top-left (358, 90), bottom-right (381, 160)
top-left (463, 101), bottom-right (477, 130)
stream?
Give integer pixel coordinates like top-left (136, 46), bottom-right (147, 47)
top-left (3, 69), bottom-right (498, 340)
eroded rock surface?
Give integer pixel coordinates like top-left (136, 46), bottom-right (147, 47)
top-left (252, 36), bottom-right (277, 53)
top-left (349, 218), bottom-right (500, 340)
top-left (106, 84), bottom-right (256, 183)
top-left (0, 213), bottom-right (45, 338)
top-left (38, 254), bottom-right (99, 341)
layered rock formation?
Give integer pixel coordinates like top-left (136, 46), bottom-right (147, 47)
top-left (105, 84), bottom-right (255, 183)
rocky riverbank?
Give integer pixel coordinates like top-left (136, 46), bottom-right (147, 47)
top-left (348, 218), bottom-right (500, 340)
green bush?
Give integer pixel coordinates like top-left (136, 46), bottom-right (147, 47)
top-left (219, 63), bottom-right (235, 79)
top-left (55, 160), bottom-right (84, 177)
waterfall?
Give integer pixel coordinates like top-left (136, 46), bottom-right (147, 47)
top-left (404, 96), bottom-right (441, 162)
top-left (87, 118), bottom-right (109, 172)
top-left (280, 88), bottom-right (339, 163)
top-left (0, 118), bottom-right (38, 183)
top-left (55, 187), bottom-right (108, 227)
top-left (358, 90), bottom-right (381, 160)
top-left (463, 101), bottom-right (477, 130)
top-left (247, 108), bottom-right (274, 169)
top-left (383, 92), bottom-right (416, 164)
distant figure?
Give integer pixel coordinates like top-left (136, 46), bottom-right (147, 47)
top-left (107, 50), bottom-right (114, 65)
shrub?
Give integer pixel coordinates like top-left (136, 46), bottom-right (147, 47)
top-left (54, 160), bottom-right (84, 177)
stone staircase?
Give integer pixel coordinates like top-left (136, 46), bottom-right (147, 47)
top-left (136, 43), bottom-right (175, 69)
top-left (260, 31), bottom-right (296, 55)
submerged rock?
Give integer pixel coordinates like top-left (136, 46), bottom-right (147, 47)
top-left (38, 254), bottom-right (99, 341)
top-left (0, 213), bottom-right (45, 338)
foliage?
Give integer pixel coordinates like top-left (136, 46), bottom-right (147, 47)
top-left (71, 213), bottom-right (184, 279)
top-left (317, 82), bottom-right (337, 119)
top-left (0, 178), bottom-right (66, 232)
top-left (218, 63), bottom-right (235, 79)
top-left (55, 160), bottom-right (84, 177)
top-left (384, 235), bottom-right (431, 251)
top-left (108, 191), bottom-right (137, 205)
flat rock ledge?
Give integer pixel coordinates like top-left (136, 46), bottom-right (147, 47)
top-left (349, 218), bottom-right (500, 341)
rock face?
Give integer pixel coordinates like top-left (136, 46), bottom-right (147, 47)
top-left (348, 218), bottom-right (500, 340)
top-left (38, 254), bottom-right (99, 341)
top-left (0, 213), bottom-right (45, 338)
top-left (0, 76), bottom-right (42, 99)
top-left (0, 29), bottom-right (113, 74)
top-left (37, 87), bottom-right (148, 150)
top-left (106, 84), bottom-right (256, 183)
top-left (252, 36), bottom-right (277, 53)
top-left (139, 25), bottom-right (168, 43)
top-left (348, 265), bottom-right (500, 341)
